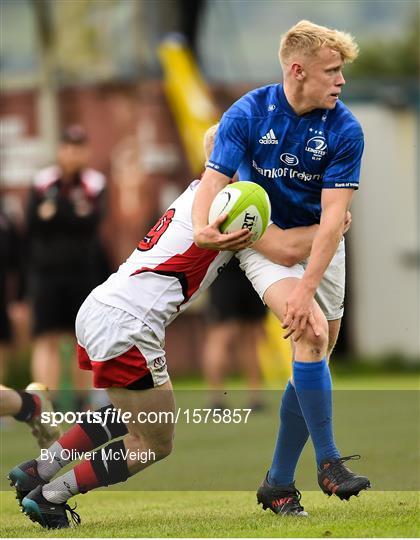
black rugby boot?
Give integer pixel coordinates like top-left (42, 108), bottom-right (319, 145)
top-left (7, 459), bottom-right (45, 505)
top-left (257, 472), bottom-right (308, 516)
top-left (318, 454), bottom-right (371, 500)
top-left (21, 485), bottom-right (81, 529)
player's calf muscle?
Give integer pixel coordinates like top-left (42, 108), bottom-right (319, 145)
top-left (107, 384), bottom-right (175, 465)
top-left (123, 433), bottom-right (173, 475)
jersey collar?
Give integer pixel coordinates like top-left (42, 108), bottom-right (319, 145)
top-left (277, 84), bottom-right (325, 120)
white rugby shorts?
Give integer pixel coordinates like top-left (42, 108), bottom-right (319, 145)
top-left (236, 238), bottom-right (345, 321)
top-left (75, 295), bottom-right (169, 389)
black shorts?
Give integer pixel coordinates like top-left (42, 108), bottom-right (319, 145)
top-left (0, 276), bottom-right (12, 343)
top-left (30, 270), bottom-right (94, 336)
top-left (0, 303), bottom-right (11, 343)
top-left (207, 258), bottom-right (267, 323)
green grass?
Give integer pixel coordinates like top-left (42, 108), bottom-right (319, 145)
top-left (173, 371), bottom-right (420, 390)
top-left (1, 371), bottom-right (419, 537)
top-left (0, 490), bottom-right (419, 537)
top-left (2, 389), bottom-right (418, 492)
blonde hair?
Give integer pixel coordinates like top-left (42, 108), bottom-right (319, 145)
top-left (279, 20), bottom-right (359, 67)
top-left (203, 123), bottom-right (219, 161)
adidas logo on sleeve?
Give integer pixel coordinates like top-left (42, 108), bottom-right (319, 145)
top-left (259, 129), bottom-right (278, 144)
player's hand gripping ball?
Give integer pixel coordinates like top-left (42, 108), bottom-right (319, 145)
top-left (209, 181), bottom-right (271, 243)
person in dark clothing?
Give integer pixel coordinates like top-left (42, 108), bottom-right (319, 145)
top-left (203, 257), bottom-right (267, 409)
top-left (26, 125), bottom-right (107, 392)
top-left (0, 207), bottom-right (22, 381)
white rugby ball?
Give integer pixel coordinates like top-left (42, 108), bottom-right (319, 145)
top-left (208, 181), bottom-right (271, 243)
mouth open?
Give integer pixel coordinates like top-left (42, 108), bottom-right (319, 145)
top-left (330, 93), bottom-right (340, 98)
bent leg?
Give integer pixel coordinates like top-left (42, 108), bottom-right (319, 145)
top-left (235, 320), bottom-right (266, 408)
top-left (264, 278), bottom-right (339, 467)
top-left (202, 322), bottom-right (237, 390)
top-left (39, 381), bottom-right (175, 504)
top-left (268, 380), bottom-right (309, 486)
top-left (31, 332), bottom-right (62, 390)
top-left (237, 320), bottom-right (264, 391)
top-left (263, 278), bottom-right (329, 361)
top-left (0, 385), bottom-right (23, 416)
top-left (107, 380), bottom-right (175, 474)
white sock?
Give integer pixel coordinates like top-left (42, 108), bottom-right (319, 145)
top-left (42, 470), bottom-right (79, 504)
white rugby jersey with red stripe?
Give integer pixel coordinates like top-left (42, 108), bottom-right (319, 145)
top-left (91, 180), bottom-right (233, 342)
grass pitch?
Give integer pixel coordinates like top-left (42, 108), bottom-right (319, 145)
top-left (1, 371), bottom-right (418, 537)
top-left (0, 489), bottom-right (418, 537)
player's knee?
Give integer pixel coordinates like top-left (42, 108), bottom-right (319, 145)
top-left (301, 322), bottom-right (328, 358)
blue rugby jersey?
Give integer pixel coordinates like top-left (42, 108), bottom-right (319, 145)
top-left (207, 84), bottom-right (364, 228)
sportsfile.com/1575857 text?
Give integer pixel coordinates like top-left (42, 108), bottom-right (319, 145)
top-left (40, 408), bottom-right (253, 427)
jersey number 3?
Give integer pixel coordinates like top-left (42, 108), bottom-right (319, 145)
top-left (137, 208), bottom-right (175, 251)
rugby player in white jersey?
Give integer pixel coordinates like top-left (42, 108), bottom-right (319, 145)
top-left (8, 125), bottom-right (325, 529)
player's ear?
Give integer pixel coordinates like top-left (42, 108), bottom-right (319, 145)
top-left (291, 62), bottom-right (305, 81)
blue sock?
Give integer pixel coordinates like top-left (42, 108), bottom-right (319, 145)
top-left (293, 359), bottom-right (340, 467)
top-left (268, 381), bottom-right (309, 486)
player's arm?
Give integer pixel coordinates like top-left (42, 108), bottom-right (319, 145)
top-left (192, 112), bottom-right (253, 251)
top-left (253, 223), bottom-right (318, 266)
top-left (282, 188), bottom-right (354, 339)
top-left (253, 211), bottom-right (351, 267)
top-left (192, 168), bottom-right (251, 251)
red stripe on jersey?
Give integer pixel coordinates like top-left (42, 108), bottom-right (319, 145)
top-left (131, 243), bottom-right (219, 303)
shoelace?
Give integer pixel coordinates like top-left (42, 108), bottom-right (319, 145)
top-left (287, 488), bottom-right (305, 512)
top-left (65, 502), bottom-right (81, 526)
top-left (273, 487), bottom-right (304, 512)
top-left (328, 454), bottom-right (361, 483)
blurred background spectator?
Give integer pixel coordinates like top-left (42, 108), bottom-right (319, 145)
top-left (25, 125), bottom-right (107, 398)
top-left (0, 206), bottom-right (23, 383)
top-left (203, 257), bottom-right (267, 410)
top-left (0, 0), bottom-right (418, 393)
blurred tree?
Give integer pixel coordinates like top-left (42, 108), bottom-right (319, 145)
top-left (348, 11), bottom-right (419, 78)
top-left (35, 0), bottom-right (147, 84)
top-left (52, 0), bottom-right (103, 81)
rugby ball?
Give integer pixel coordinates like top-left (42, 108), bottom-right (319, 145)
top-left (208, 181), bottom-right (271, 243)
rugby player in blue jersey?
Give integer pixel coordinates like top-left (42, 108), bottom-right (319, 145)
top-left (192, 20), bottom-right (370, 516)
